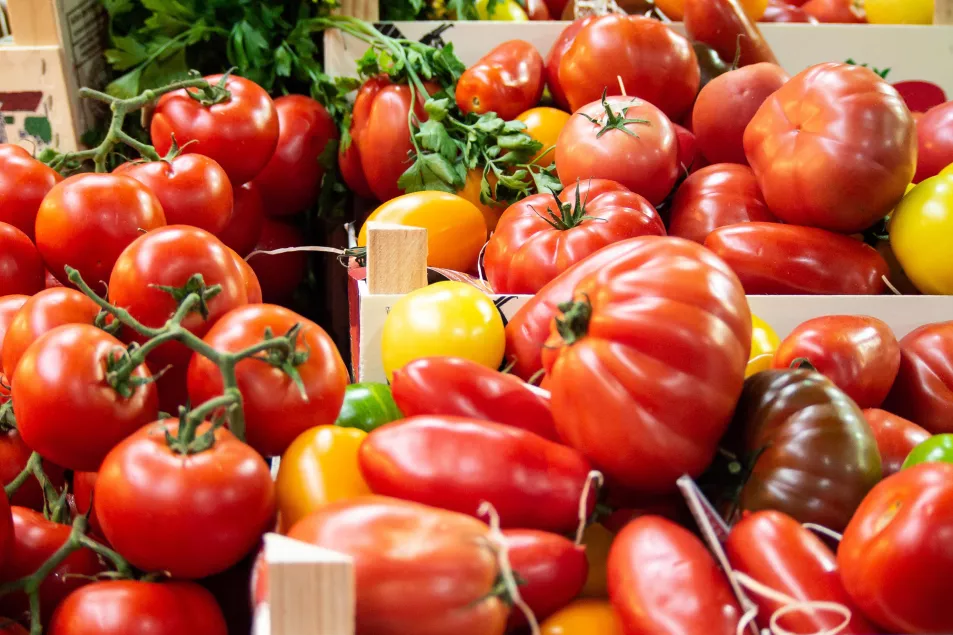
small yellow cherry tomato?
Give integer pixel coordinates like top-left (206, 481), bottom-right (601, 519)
top-left (580, 522), bottom-right (613, 598)
top-left (381, 281), bottom-right (505, 380)
top-left (865, 0), bottom-right (933, 24)
top-left (541, 599), bottom-right (623, 635)
top-left (476, 0), bottom-right (530, 20)
top-left (457, 169), bottom-right (504, 232)
top-left (890, 172), bottom-right (953, 294)
top-left (358, 192), bottom-right (487, 273)
top-left (275, 425), bottom-right (371, 532)
top-left (746, 314), bottom-right (781, 378)
top-left (517, 107), bottom-right (571, 169)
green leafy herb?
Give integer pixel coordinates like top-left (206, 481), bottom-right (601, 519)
top-left (845, 58), bottom-right (891, 79)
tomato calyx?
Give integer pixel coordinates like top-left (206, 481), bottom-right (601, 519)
top-left (554, 296), bottom-right (593, 346)
top-left (580, 90), bottom-right (652, 140)
top-left (185, 70), bottom-right (234, 108)
top-left (533, 184), bottom-right (604, 231)
top-left (165, 402), bottom-right (233, 455)
top-left (255, 324), bottom-right (311, 399)
top-left (152, 273), bottom-right (222, 322)
top-left (789, 357), bottom-right (818, 372)
top-left (0, 398), bottom-right (14, 432)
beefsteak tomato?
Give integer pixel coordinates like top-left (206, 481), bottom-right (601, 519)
top-left (883, 321), bottom-right (953, 433)
top-left (544, 18), bottom-right (596, 112)
top-left (456, 40), bottom-right (544, 121)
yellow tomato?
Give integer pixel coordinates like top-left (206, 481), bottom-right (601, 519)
top-left (541, 599), bottom-right (623, 635)
top-left (580, 522), bottom-right (613, 598)
top-left (654, 0), bottom-right (684, 19)
top-left (890, 172), bottom-right (953, 294)
top-left (275, 426), bottom-right (371, 532)
top-left (517, 107), bottom-right (571, 169)
top-left (381, 281), bottom-right (505, 380)
top-left (746, 314), bottom-right (781, 378)
top-left (357, 192), bottom-right (487, 272)
top-left (866, 0), bottom-right (933, 24)
top-left (739, 0), bottom-right (768, 20)
top-left (458, 169), bottom-right (505, 232)
top-left (476, 0), bottom-right (530, 20)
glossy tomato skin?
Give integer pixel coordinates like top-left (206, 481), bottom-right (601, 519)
top-left (390, 356), bottom-right (559, 442)
top-left (457, 40), bottom-right (544, 121)
top-left (747, 314), bottom-right (781, 378)
top-left (914, 100), bottom-right (953, 183)
top-left (556, 97), bottom-right (678, 205)
top-left (541, 599), bottom-right (622, 634)
top-left (544, 18), bottom-right (596, 112)
top-left (773, 316), bottom-right (901, 409)
top-left (187, 304), bottom-right (348, 457)
top-left (669, 164), bottom-right (776, 244)
top-left (0, 295), bottom-right (29, 347)
top-left (151, 74), bottom-right (279, 186)
top-left (95, 420), bottom-right (275, 579)
top-left (251, 95), bottom-right (338, 217)
top-left (608, 516), bottom-right (741, 635)
top-left (12, 324), bottom-right (159, 472)
top-left (903, 434), bottom-right (953, 468)
top-left (559, 15), bottom-right (699, 121)
top-left (705, 223), bottom-right (889, 295)
top-left (229, 248), bottom-right (262, 304)
top-left (863, 408), bottom-right (931, 476)
top-left (335, 383), bottom-right (403, 433)
top-left (839, 463), bottom-right (953, 634)
top-left (745, 63), bottom-right (915, 233)
top-left (0, 223), bottom-right (45, 297)
top-left (360, 416), bottom-right (593, 532)
top-left (218, 183), bottom-right (265, 258)
top-left (71, 471), bottom-right (106, 542)
top-left (286, 497), bottom-right (508, 635)
top-left (883, 321), bottom-right (953, 433)
top-left (761, 0), bottom-right (818, 21)
top-left (116, 155), bottom-right (233, 235)
top-left (693, 64), bottom-right (789, 165)
top-left (889, 173), bottom-right (953, 294)
top-left (0, 429), bottom-right (65, 511)
top-left (684, 0), bottom-right (778, 67)
top-left (731, 370), bottom-right (882, 530)
top-left (245, 218), bottom-right (306, 305)
top-left (517, 108), bottom-right (571, 169)
top-left (802, 0), bottom-right (865, 22)
top-left (543, 237), bottom-right (751, 492)
top-left (0, 490), bottom-right (11, 570)
top-left (725, 511), bottom-right (875, 635)
top-left (0, 145), bottom-right (63, 240)
top-left (504, 529), bottom-right (588, 630)
top-left (338, 77), bottom-right (388, 200)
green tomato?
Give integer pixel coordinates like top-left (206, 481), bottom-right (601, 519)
top-left (335, 383), bottom-right (403, 433)
top-left (902, 434), bottom-right (953, 469)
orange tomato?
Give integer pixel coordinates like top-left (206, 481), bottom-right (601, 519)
top-left (458, 169), bottom-right (505, 232)
top-left (541, 599), bottom-right (623, 634)
top-left (517, 107), bottom-right (571, 169)
top-left (580, 522), bottom-right (613, 597)
top-left (655, 0), bottom-right (685, 19)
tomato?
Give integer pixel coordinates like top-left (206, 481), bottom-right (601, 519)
top-left (543, 0), bottom-right (570, 15)
top-left (865, 0), bottom-right (932, 22)
top-left (883, 322), bottom-right (953, 433)
top-left (747, 314), bottom-right (780, 378)
top-left (338, 77), bottom-right (387, 200)
top-left (245, 218), bottom-right (306, 305)
top-left (70, 471), bottom-right (105, 541)
top-left (517, 107), bottom-right (570, 168)
top-left (542, 237), bottom-right (750, 492)
top-left (544, 18), bottom-right (596, 112)
top-left (12, 324), bottom-right (159, 471)
top-left (802, 0), bottom-right (866, 21)
top-left (555, 97), bottom-right (678, 205)
top-left (669, 164), bottom-right (776, 244)
top-left (2, 288), bottom-right (101, 379)
top-left (839, 463), bottom-right (953, 633)
top-left (218, 183), bottom-right (265, 258)
top-left (44, 271), bottom-right (63, 290)
top-left (654, 0), bottom-right (684, 18)
top-left (0, 295), bottom-right (29, 347)
top-left (151, 74), bottom-right (279, 186)
top-left (457, 169), bottom-right (504, 232)
top-left (335, 383), bottom-right (403, 433)
top-left (390, 356), bottom-right (559, 442)
top-left (903, 434), bottom-right (953, 469)
top-left (250, 95), bottom-right (338, 217)
top-left (684, 0), bottom-right (778, 67)
top-left (0, 490), bottom-right (11, 569)
top-left (732, 370), bottom-right (882, 530)
top-left (287, 496), bottom-right (507, 635)
top-left (116, 154), bottom-right (233, 235)
top-left (0, 145), bottom-right (62, 241)
top-left (504, 529), bottom-right (588, 629)
top-left (914, 101), bottom-right (953, 183)
top-left (608, 516), bottom-right (742, 635)
top-left (541, 599), bottom-right (622, 635)
top-left (0, 223), bottom-right (44, 297)
top-left (0, 621), bottom-right (25, 634)
top-left (891, 173), bottom-right (953, 294)
top-left (357, 192), bottom-right (487, 272)
top-left (381, 281), bottom-right (504, 381)
top-left (486, 180), bottom-right (665, 294)
top-left (761, 0), bottom-right (819, 21)
top-left (526, 0), bottom-right (552, 19)
top-left (673, 123), bottom-right (700, 172)
top-left (457, 41), bottom-right (543, 122)
top-left (0, 428), bottom-right (64, 511)
top-left (693, 64), bottom-right (789, 166)
top-left (476, 0), bottom-right (529, 19)
top-left (705, 223), bottom-right (889, 294)
top-left (187, 304), bottom-right (347, 457)
top-left (275, 425), bottom-right (370, 532)
top-left (48, 580), bottom-right (227, 635)
top-left (559, 15), bottom-right (699, 121)
top-left (725, 511), bottom-right (876, 635)
top-left (0, 508), bottom-right (104, 625)
top-left (229, 248), bottom-right (262, 305)
top-left (863, 408), bottom-right (931, 476)
top-left (579, 523), bottom-right (612, 598)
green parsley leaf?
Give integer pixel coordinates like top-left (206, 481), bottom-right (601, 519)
top-left (416, 120), bottom-right (458, 162)
top-left (398, 153), bottom-right (460, 194)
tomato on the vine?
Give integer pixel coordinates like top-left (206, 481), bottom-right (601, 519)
top-left (218, 183), bottom-right (265, 258)
top-left (0, 145), bottom-right (62, 241)
top-left (70, 471), bottom-right (106, 542)
top-left (456, 40), bottom-right (544, 122)
top-left (245, 218), bottom-right (306, 305)
top-left (0, 223), bottom-right (45, 297)
top-left (0, 429), bottom-right (65, 512)
top-left (228, 248), bottom-right (262, 305)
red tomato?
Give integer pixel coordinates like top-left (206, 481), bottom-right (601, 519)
top-left (838, 463), bottom-right (953, 633)
top-left (245, 218), bottom-right (306, 305)
top-left (761, 0), bottom-right (819, 21)
top-left (0, 490), bottom-right (11, 569)
top-left (251, 95), bottom-right (338, 217)
top-left (151, 74), bottom-right (279, 186)
top-left (745, 63), bottom-right (915, 233)
top-left (229, 249), bottom-right (262, 304)
top-left (544, 0), bottom-right (570, 15)
top-left (35, 174), bottom-right (166, 287)
top-left (673, 123), bottom-right (700, 171)
top-left (95, 419), bottom-right (274, 579)
top-left (457, 40), bottom-right (544, 122)
top-left (359, 416), bottom-right (594, 532)
top-left (71, 471), bottom-right (105, 541)
top-left (187, 304), bottom-right (348, 457)
top-left (608, 516), bottom-right (741, 635)
top-left (559, 15), bottom-right (700, 121)
top-left (503, 529), bottom-right (588, 629)
top-left (390, 356), bottom-right (559, 442)
top-left (545, 18), bottom-right (596, 112)
top-left (0, 145), bottom-right (62, 241)
top-left (526, 0), bottom-right (552, 19)
top-left (542, 237), bottom-right (750, 492)
top-left (0, 223), bottom-right (45, 297)
top-left (883, 321), bottom-right (953, 433)
top-left (692, 63), bottom-right (789, 165)
top-left (338, 77), bottom-right (388, 200)
top-left (669, 164), bottom-right (776, 244)
top-left (802, 0), bottom-right (865, 21)
top-left (684, 0), bottom-right (779, 67)
top-left (0, 428), bottom-right (65, 511)
top-left (862, 408), bottom-right (931, 476)
top-left (286, 497), bottom-right (507, 635)
top-left (0, 295), bottom-right (29, 346)
top-left (48, 580), bottom-right (227, 635)
top-left (485, 180), bottom-right (665, 293)
top-left (218, 183), bottom-right (265, 258)
top-left (555, 97), bottom-right (678, 205)
top-left (725, 511), bottom-right (876, 635)
top-left (2, 288), bottom-right (101, 379)
top-left (894, 81), bottom-right (947, 115)
top-left (0, 508), bottom-right (105, 625)
top-left (914, 100), bottom-right (953, 183)
top-left (705, 223), bottom-right (889, 294)
top-left (773, 316), bottom-right (901, 409)
top-left (44, 270), bottom-right (63, 290)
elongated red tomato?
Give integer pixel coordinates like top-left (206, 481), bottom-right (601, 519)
top-left (542, 237), bottom-right (751, 492)
top-left (359, 416), bottom-right (594, 532)
top-left (608, 516), bottom-right (741, 635)
top-left (485, 180), bottom-right (665, 294)
top-left (883, 321), bottom-right (953, 433)
top-left (863, 408), bottom-right (931, 476)
top-left (457, 40), bottom-right (544, 121)
top-left (390, 357), bottom-right (559, 442)
top-left (0, 144), bottom-right (62, 240)
top-left (684, 0), bottom-right (779, 67)
top-left (338, 76), bottom-right (388, 200)
top-left (0, 222), bottom-right (45, 297)
top-left (545, 18), bottom-right (596, 111)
